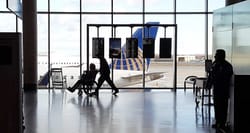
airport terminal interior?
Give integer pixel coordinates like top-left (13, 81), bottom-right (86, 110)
top-left (1, 0), bottom-right (250, 133)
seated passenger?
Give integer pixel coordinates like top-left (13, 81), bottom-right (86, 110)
top-left (67, 63), bottom-right (98, 94)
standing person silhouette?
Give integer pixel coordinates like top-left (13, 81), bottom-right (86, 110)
top-left (206, 49), bottom-right (233, 130)
top-left (90, 56), bottom-right (119, 97)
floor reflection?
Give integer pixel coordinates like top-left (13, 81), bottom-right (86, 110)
top-left (23, 89), bottom-right (217, 133)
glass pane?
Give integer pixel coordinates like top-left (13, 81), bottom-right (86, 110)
top-left (208, 15), bottom-right (213, 56)
top-left (83, 0), bottom-right (111, 12)
top-left (209, 0), bottom-right (225, 12)
top-left (0, 13), bottom-right (16, 32)
top-left (145, 0), bottom-right (173, 12)
top-left (82, 15), bottom-right (111, 64)
top-left (50, 14), bottom-right (80, 88)
top-left (37, 0), bottom-right (48, 11)
top-left (37, 14), bottom-right (49, 88)
top-left (114, 26), bottom-right (143, 88)
top-left (0, 0), bottom-right (8, 11)
top-left (88, 27), bottom-right (112, 88)
top-left (176, 15), bottom-right (206, 88)
top-left (177, 0), bottom-right (205, 12)
top-left (113, 0), bottom-right (142, 12)
top-left (213, 5), bottom-right (232, 32)
top-left (233, 0), bottom-right (250, 29)
top-left (144, 15), bottom-right (175, 88)
top-left (50, 0), bottom-right (79, 12)
top-left (82, 15), bottom-right (112, 88)
top-left (177, 15), bottom-right (206, 55)
top-left (146, 27), bottom-right (176, 88)
top-left (113, 15), bottom-right (142, 24)
top-left (145, 15), bottom-right (173, 24)
top-left (233, 28), bottom-right (250, 75)
top-left (17, 17), bottom-right (22, 32)
top-left (232, 0), bottom-right (250, 75)
top-left (113, 15), bottom-right (143, 88)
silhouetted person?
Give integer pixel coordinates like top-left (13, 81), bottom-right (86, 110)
top-left (91, 56), bottom-right (119, 96)
top-left (206, 49), bottom-right (233, 130)
top-left (67, 63), bottom-right (98, 96)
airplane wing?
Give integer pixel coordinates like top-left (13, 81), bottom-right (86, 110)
top-left (115, 71), bottom-right (165, 87)
top-left (61, 64), bottom-right (81, 68)
top-left (122, 71), bottom-right (165, 80)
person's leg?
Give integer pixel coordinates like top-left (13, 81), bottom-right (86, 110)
top-left (105, 76), bottom-right (119, 95)
top-left (91, 76), bottom-right (105, 96)
top-left (67, 80), bottom-right (81, 92)
top-left (219, 98), bottom-right (229, 128)
top-left (78, 80), bottom-right (86, 96)
top-left (213, 96), bottom-right (220, 128)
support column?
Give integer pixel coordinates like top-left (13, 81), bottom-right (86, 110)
top-left (226, 0), bottom-right (245, 6)
top-left (23, 0), bottom-right (37, 91)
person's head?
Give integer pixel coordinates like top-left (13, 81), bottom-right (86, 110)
top-left (214, 49), bottom-right (226, 61)
top-left (90, 63), bottom-right (96, 71)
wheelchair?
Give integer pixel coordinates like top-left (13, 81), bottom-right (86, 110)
top-left (77, 70), bottom-right (98, 96)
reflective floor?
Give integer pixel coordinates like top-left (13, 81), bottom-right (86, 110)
top-left (23, 89), bottom-right (217, 133)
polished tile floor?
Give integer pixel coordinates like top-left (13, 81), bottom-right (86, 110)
top-left (23, 89), bottom-right (217, 133)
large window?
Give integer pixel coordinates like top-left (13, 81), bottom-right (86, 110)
top-left (0, 0), bottom-right (226, 89)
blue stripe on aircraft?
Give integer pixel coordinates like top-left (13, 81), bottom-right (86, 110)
top-left (133, 58), bottom-right (140, 71)
top-left (116, 60), bottom-right (121, 69)
top-left (128, 59), bottom-right (133, 70)
top-left (123, 59), bottom-right (127, 70)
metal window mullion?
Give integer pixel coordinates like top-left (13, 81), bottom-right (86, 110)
top-left (80, 0), bottom-right (83, 76)
top-left (48, 0), bottom-right (51, 89)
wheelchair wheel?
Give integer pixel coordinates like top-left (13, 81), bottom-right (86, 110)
top-left (83, 81), bottom-right (98, 95)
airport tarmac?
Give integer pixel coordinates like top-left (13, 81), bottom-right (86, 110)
top-left (39, 61), bottom-right (206, 89)
top-left (127, 61), bottom-right (206, 88)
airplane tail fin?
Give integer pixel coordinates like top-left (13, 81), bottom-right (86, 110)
top-left (111, 22), bottom-right (159, 71)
